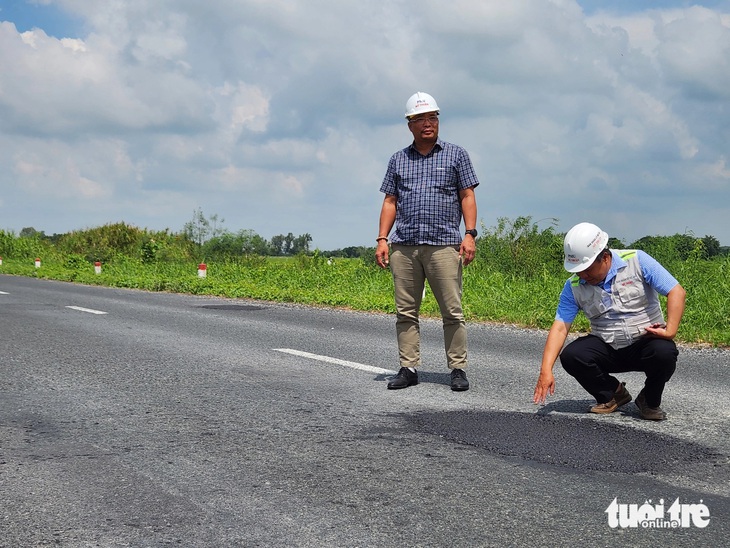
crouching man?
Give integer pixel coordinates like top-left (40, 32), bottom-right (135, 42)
top-left (533, 222), bottom-right (686, 420)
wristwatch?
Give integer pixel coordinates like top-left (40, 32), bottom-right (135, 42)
top-left (465, 229), bottom-right (478, 238)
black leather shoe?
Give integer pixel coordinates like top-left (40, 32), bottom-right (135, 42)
top-left (450, 368), bottom-right (469, 391)
top-left (388, 367), bottom-right (418, 389)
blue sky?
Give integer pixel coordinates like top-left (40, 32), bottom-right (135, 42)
top-left (1, 0), bottom-right (729, 250)
top-left (580, 0), bottom-right (730, 13)
top-left (0, 0), bottom-right (82, 37)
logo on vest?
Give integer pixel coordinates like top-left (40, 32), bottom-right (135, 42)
top-left (618, 273), bottom-right (641, 287)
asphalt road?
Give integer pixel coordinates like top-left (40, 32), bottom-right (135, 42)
top-left (1, 275), bottom-right (728, 547)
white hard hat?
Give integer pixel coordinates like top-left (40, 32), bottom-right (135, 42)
top-left (405, 92), bottom-right (440, 119)
top-left (563, 222), bottom-right (609, 272)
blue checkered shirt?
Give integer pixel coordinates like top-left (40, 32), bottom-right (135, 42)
top-left (380, 139), bottom-right (480, 245)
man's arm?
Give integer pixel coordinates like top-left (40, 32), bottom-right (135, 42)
top-left (376, 194), bottom-right (397, 269)
top-left (458, 187), bottom-right (477, 266)
top-left (533, 320), bottom-right (571, 404)
top-left (637, 250), bottom-right (685, 339)
top-left (644, 283), bottom-right (686, 339)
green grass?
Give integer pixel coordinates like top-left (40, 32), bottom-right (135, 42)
top-left (1, 253), bottom-right (728, 348)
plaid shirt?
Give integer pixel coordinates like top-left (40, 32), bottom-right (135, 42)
top-left (380, 139), bottom-right (479, 245)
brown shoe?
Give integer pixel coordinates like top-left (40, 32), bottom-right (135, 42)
top-left (590, 382), bottom-right (632, 414)
top-left (636, 390), bottom-right (667, 421)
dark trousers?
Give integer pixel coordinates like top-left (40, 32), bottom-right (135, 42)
top-left (559, 335), bottom-right (678, 407)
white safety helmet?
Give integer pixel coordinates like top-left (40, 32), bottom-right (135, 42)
top-left (563, 222), bottom-right (609, 273)
top-left (405, 92), bottom-right (440, 119)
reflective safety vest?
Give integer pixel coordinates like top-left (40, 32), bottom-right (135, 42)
top-left (570, 250), bottom-right (665, 349)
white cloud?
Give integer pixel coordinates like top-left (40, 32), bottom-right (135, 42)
top-left (0, 0), bottom-right (729, 248)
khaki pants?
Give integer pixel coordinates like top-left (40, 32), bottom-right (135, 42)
top-left (390, 244), bottom-right (467, 369)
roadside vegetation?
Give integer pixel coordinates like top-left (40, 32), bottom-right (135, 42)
top-left (0, 214), bottom-right (728, 347)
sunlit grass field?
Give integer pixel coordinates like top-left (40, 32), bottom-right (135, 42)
top-left (2, 252), bottom-right (727, 348)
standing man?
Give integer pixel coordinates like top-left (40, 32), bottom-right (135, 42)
top-left (376, 92), bottom-right (480, 392)
top-left (533, 222), bottom-right (686, 420)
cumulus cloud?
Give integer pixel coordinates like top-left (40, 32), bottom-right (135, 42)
top-left (0, 0), bottom-right (728, 247)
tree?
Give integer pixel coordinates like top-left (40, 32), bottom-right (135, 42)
top-left (269, 234), bottom-right (285, 255)
top-left (292, 233), bottom-right (312, 255)
top-left (607, 237), bottom-right (625, 249)
top-left (267, 232), bottom-right (311, 255)
top-left (630, 233), bottom-right (702, 262)
top-left (702, 235), bottom-right (721, 258)
top-left (671, 234), bottom-right (696, 260)
top-left (239, 229), bottom-right (269, 255)
top-left (478, 216), bottom-right (562, 277)
top-left (183, 208), bottom-right (225, 247)
top-left (283, 233), bottom-right (295, 255)
top-left (20, 227), bottom-right (45, 238)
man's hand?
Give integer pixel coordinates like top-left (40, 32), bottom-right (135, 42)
top-left (644, 323), bottom-right (674, 339)
top-left (459, 237), bottom-right (476, 266)
top-left (533, 371), bottom-right (556, 405)
top-left (376, 240), bottom-right (390, 269)
top-left (533, 320), bottom-right (570, 405)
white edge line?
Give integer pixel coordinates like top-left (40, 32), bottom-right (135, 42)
top-left (274, 348), bottom-right (396, 376)
top-left (66, 305), bottom-right (108, 315)
top-left (0, 291), bottom-right (8, 294)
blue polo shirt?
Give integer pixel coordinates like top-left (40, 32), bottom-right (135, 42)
top-left (556, 250), bottom-right (680, 323)
top-left (380, 139), bottom-right (479, 245)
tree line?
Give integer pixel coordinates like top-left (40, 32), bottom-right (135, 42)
top-left (4, 209), bottom-right (314, 263)
top-left (2, 212), bottom-right (727, 266)
top-left (182, 208), bottom-right (313, 258)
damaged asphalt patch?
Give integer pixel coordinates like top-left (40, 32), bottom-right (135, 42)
top-left (407, 410), bottom-right (727, 475)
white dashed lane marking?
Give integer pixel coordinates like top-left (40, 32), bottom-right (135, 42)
top-left (274, 348), bottom-right (396, 375)
top-left (66, 306), bottom-right (108, 315)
